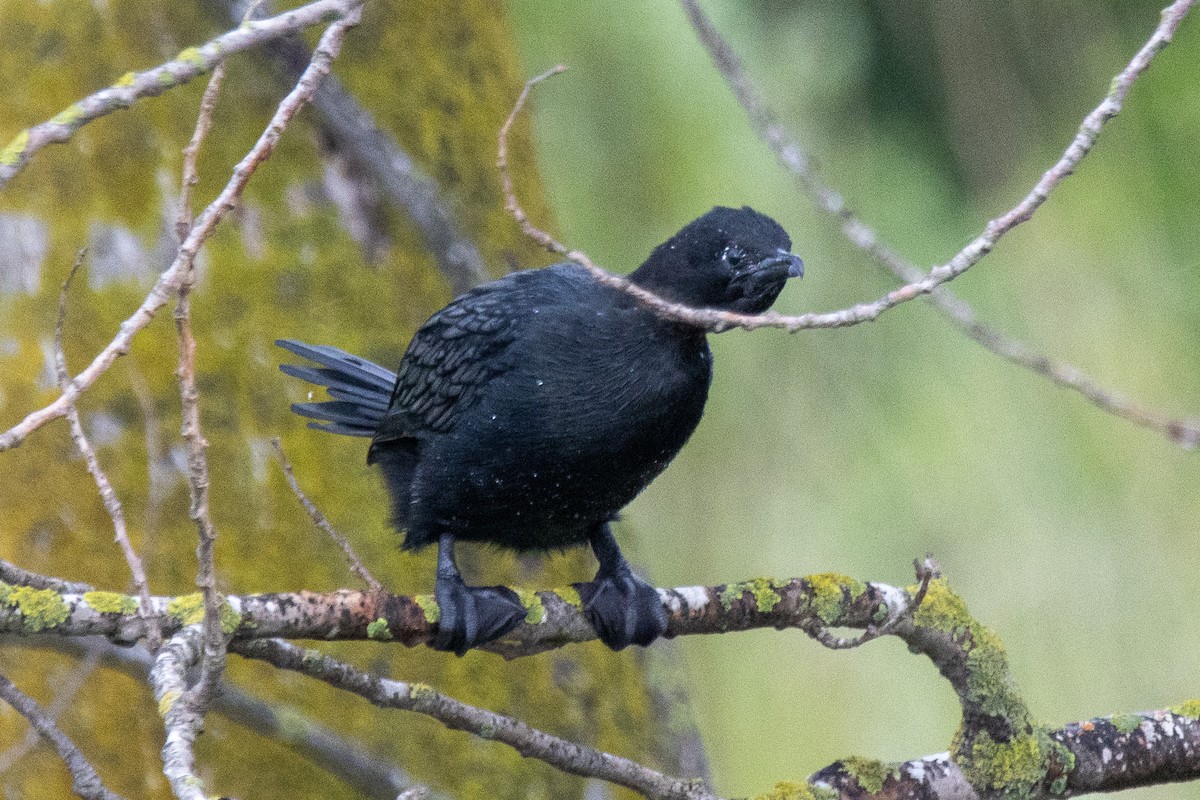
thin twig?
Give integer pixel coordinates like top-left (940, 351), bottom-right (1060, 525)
top-left (149, 12), bottom-right (362, 797)
top-left (0, 650), bottom-right (99, 773)
top-left (174, 53), bottom-right (228, 718)
top-left (681, 0), bottom-right (1200, 450)
top-left (0, 673), bottom-right (127, 800)
top-left (53, 251), bottom-right (160, 651)
top-left (0, 0), bottom-right (364, 190)
top-left (5, 635), bottom-right (437, 800)
top-left (270, 438), bottom-right (383, 591)
top-left (499, 1), bottom-right (1197, 348)
top-left (0, 13), bottom-right (364, 455)
top-left (233, 638), bottom-right (716, 800)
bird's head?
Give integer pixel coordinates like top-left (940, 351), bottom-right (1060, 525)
top-left (629, 206), bottom-right (803, 315)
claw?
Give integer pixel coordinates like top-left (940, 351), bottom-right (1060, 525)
top-left (575, 523), bottom-right (666, 650)
top-left (575, 570), bottom-right (666, 650)
top-left (431, 574), bottom-right (526, 655)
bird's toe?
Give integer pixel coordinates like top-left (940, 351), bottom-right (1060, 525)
top-left (576, 571), bottom-right (666, 650)
top-left (431, 577), bottom-right (526, 656)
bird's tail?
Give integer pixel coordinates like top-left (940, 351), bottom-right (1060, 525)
top-left (276, 339), bottom-right (396, 437)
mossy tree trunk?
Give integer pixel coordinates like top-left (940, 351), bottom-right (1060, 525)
top-left (0, 3), bottom-right (691, 797)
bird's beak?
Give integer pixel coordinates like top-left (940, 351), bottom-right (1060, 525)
top-left (752, 249), bottom-right (804, 279)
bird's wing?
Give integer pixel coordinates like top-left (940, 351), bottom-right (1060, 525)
top-left (370, 285), bottom-right (522, 449)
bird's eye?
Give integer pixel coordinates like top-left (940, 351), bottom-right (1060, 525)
top-left (722, 244), bottom-right (746, 267)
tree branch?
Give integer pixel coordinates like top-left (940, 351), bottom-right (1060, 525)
top-left (0, 0), bottom-right (364, 190)
top-left (680, 0), bottom-right (1200, 450)
top-left (0, 3), bottom-right (362, 454)
top-left (233, 637), bottom-right (714, 800)
top-left (0, 672), bottom-right (126, 800)
top-left (499, 2), bottom-right (1196, 343)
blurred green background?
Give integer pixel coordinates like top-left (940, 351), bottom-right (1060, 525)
top-left (509, 1), bottom-right (1200, 797)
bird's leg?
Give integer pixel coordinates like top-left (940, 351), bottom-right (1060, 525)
top-left (574, 523), bottom-right (667, 650)
top-left (431, 533), bottom-right (527, 656)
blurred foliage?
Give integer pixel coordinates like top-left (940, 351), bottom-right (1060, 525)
top-left (0, 2), bottom-right (686, 799)
top-left (508, 0), bottom-right (1200, 798)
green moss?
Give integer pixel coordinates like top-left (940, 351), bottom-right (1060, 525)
top-left (753, 780), bottom-right (837, 800)
top-left (166, 592), bottom-right (242, 633)
top-left (1110, 714), bottom-right (1143, 734)
top-left (840, 756), bottom-right (896, 794)
top-left (513, 588), bottom-right (545, 624)
top-left (719, 577), bottom-right (782, 613)
top-left (1, 584), bottom-right (70, 633)
top-left (83, 591), bottom-right (138, 615)
top-left (807, 573), bottom-right (863, 625)
top-left (0, 129), bottom-right (30, 166)
top-left (959, 730), bottom-right (1052, 800)
top-left (1170, 699), bottom-right (1200, 719)
top-left (414, 594), bottom-right (440, 624)
top-left (367, 618), bottom-right (393, 641)
top-left (113, 70), bottom-right (137, 87)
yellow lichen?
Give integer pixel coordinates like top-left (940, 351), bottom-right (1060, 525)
top-left (1171, 699), bottom-right (1200, 719)
top-left (2, 584), bottom-right (70, 633)
top-left (157, 689), bottom-right (182, 717)
top-left (719, 577), bottom-right (782, 613)
top-left (366, 618), bottom-right (393, 640)
top-left (83, 591), bottom-right (138, 615)
top-left (840, 756), bottom-right (897, 794)
top-left (0, 129), bottom-right (30, 167)
top-left (414, 594), bottom-right (441, 624)
top-left (807, 573), bottom-right (863, 625)
top-left (514, 588), bottom-right (545, 624)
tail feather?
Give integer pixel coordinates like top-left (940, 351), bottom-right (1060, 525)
top-left (276, 339), bottom-right (396, 437)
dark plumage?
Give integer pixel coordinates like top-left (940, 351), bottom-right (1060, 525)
top-left (278, 206), bottom-right (803, 654)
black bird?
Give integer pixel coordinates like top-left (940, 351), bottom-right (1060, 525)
top-left (277, 206), bottom-right (803, 655)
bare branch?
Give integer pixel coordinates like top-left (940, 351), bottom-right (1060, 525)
top-left (0, 673), bottom-right (127, 800)
top-left (0, 0), bottom-right (363, 190)
top-left (681, 0), bottom-right (1200, 450)
top-left (0, 4), bottom-right (362, 454)
top-left (4, 635), bottom-right (437, 800)
top-left (270, 438), bottom-right (384, 592)
top-left (174, 56), bottom-right (228, 716)
top-left (500, 1), bottom-right (1195, 343)
top-left (149, 626), bottom-right (209, 800)
top-left (52, 253), bottom-right (159, 651)
top-left (233, 638), bottom-right (715, 800)
top-left (0, 650), bottom-right (98, 773)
